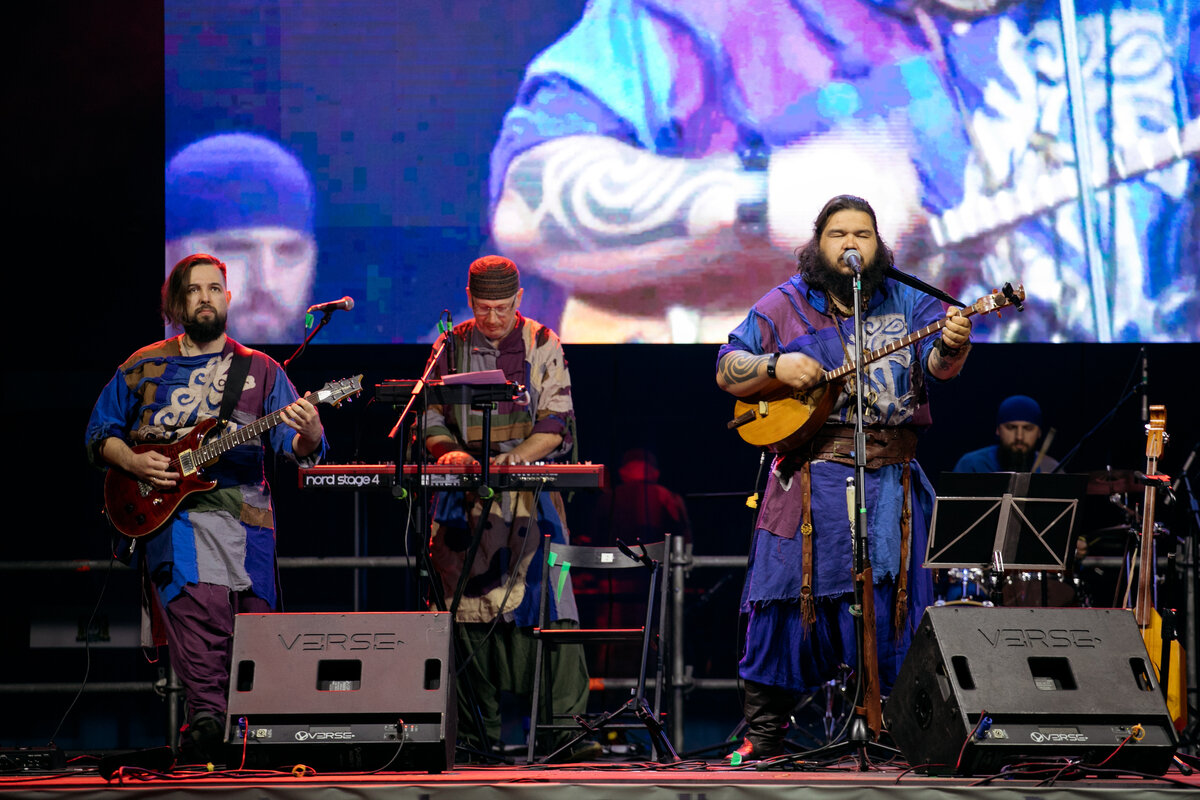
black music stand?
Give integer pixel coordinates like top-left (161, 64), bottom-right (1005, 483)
top-left (927, 472), bottom-right (1089, 577)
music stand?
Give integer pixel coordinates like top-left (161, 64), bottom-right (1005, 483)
top-left (927, 472), bottom-right (1089, 573)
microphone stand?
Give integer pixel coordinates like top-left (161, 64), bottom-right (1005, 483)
top-left (384, 323), bottom-right (505, 763)
top-left (846, 262), bottom-right (883, 769)
top-left (767, 263), bottom-right (890, 772)
top-left (884, 266), bottom-right (966, 309)
top-left (283, 308), bottom-right (337, 371)
top-left (1051, 350), bottom-right (1145, 474)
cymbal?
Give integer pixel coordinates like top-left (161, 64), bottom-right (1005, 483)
top-left (1085, 469), bottom-right (1140, 495)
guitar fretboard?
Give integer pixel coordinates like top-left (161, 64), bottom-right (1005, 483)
top-left (171, 389), bottom-right (322, 473)
top-left (819, 296), bottom-right (996, 384)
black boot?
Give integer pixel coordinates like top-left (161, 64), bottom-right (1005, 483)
top-left (178, 714), bottom-right (224, 766)
top-left (738, 679), bottom-right (794, 760)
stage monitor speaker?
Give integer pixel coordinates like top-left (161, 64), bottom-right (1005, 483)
top-left (224, 611), bottom-right (456, 773)
top-left (884, 606), bottom-right (1177, 776)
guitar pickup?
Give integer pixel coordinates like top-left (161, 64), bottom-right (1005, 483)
top-left (178, 450), bottom-right (197, 476)
top-left (758, 401), bottom-right (769, 417)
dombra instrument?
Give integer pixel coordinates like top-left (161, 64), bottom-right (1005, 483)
top-left (728, 284), bottom-right (1024, 453)
top-left (1131, 405), bottom-right (1187, 732)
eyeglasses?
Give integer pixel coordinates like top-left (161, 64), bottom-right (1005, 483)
top-left (471, 298), bottom-right (518, 319)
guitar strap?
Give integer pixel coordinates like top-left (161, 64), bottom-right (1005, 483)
top-left (217, 347), bottom-right (253, 432)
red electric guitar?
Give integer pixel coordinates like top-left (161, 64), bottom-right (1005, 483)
top-left (104, 375), bottom-right (362, 538)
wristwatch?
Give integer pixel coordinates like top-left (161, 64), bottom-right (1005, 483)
top-left (766, 352), bottom-right (780, 379)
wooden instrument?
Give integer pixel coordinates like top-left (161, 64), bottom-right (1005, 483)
top-left (728, 284), bottom-right (1025, 452)
top-left (104, 376), bottom-right (362, 538)
top-left (1133, 405), bottom-right (1187, 732)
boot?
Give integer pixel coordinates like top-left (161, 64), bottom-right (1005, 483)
top-left (734, 679), bottom-right (794, 761)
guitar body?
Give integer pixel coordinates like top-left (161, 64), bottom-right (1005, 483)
top-left (1143, 607), bottom-right (1188, 732)
top-left (731, 379), bottom-right (843, 453)
top-left (103, 418), bottom-right (220, 539)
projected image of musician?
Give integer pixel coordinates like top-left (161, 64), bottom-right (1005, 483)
top-left (715, 195), bottom-right (973, 762)
top-left (489, 0), bottom-right (1197, 343)
top-left (165, 133), bottom-right (319, 344)
top-left (422, 255), bottom-right (598, 761)
top-left (86, 253), bottom-right (328, 764)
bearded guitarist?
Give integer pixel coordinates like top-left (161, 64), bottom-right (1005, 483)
top-left (85, 254), bottom-right (327, 764)
top-left (715, 195), bottom-right (973, 762)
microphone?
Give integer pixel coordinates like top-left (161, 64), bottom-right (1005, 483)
top-left (307, 296), bottom-right (355, 313)
top-left (1140, 348), bottom-right (1149, 423)
top-left (843, 250), bottom-right (863, 272)
top-left (444, 309), bottom-right (457, 375)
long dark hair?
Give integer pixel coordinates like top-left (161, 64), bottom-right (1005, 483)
top-left (162, 253), bottom-right (227, 327)
top-left (795, 194), bottom-right (894, 277)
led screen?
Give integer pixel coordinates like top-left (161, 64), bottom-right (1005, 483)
top-left (166, 0), bottom-right (1198, 344)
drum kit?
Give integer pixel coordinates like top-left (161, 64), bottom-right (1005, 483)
top-left (931, 468), bottom-right (1160, 609)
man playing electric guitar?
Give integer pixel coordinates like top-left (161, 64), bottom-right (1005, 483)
top-left (716, 195), bottom-right (973, 762)
top-left (86, 254), bottom-right (327, 763)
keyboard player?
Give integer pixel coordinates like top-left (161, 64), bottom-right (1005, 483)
top-left (423, 255), bottom-right (595, 762)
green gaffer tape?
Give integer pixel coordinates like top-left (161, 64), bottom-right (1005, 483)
top-left (556, 561), bottom-right (571, 602)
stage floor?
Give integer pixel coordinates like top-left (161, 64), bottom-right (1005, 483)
top-left (2, 755), bottom-right (1196, 800)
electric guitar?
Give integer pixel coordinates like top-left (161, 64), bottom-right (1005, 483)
top-left (104, 375), bottom-right (362, 539)
top-left (727, 284), bottom-right (1025, 453)
top-left (1133, 405), bottom-right (1188, 732)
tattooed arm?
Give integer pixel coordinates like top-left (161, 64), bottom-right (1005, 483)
top-left (491, 126), bottom-right (925, 297)
top-left (491, 135), bottom-right (769, 295)
top-left (926, 307), bottom-right (973, 380)
top-left (716, 350), bottom-right (826, 397)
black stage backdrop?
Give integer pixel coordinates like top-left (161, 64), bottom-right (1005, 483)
top-left (8, 0), bottom-right (1197, 752)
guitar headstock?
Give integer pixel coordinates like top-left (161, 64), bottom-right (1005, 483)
top-left (969, 282), bottom-right (1026, 317)
top-left (1146, 404), bottom-right (1167, 459)
top-left (315, 375), bottom-right (364, 407)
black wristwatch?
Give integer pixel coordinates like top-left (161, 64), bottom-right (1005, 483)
top-left (766, 352), bottom-right (780, 379)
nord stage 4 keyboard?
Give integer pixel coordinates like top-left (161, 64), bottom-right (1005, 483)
top-left (299, 463), bottom-right (606, 491)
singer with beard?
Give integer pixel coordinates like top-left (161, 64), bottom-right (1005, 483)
top-left (86, 253), bottom-right (326, 763)
top-left (953, 394), bottom-right (1059, 474)
top-left (716, 194), bottom-right (972, 761)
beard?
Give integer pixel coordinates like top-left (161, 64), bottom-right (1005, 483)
top-left (805, 248), bottom-right (890, 307)
top-left (183, 306), bottom-right (227, 344)
top-left (997, 443), bottom-right (1036, 471)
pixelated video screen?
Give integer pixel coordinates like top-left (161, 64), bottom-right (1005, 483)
top-left (166, 0), bottom-right (1198, 345)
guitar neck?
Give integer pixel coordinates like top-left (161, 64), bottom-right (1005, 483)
top-left (1134, 453), bottom-right (1159, 627)
top-left (822, 305), bottom-right (979, 383)
top-left (189, 390), bottom-right (320, 468)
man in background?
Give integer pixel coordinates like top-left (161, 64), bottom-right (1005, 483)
top-left (954, 394), bottom-right (1059, 474)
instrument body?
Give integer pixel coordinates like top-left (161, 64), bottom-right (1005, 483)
top-left (730, 285), bottom-right (1024, 452)
top-left (104, 376), bottom-right (362, 538)
top-left (299, 462), bottom-right (607, 492)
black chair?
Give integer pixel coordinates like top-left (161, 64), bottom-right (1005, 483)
top-left (525, 532), bottom-right (678, 763)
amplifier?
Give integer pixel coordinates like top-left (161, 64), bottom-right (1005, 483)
top-left (885, 606), bottom-right (1177, 776)
top-left (225, 612), bottom-right (456, 773)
